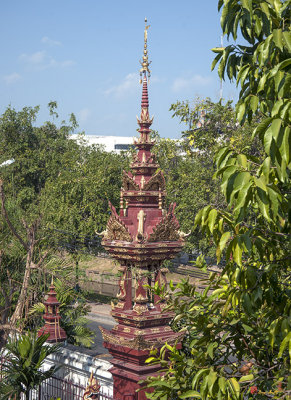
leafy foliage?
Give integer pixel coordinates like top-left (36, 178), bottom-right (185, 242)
top-left (41, 140), bottom-right (128, 250)
top-left (0, 103), bottom-right (128, 340)
top-left (153, 99), bottom-right (261, 256)
top-left (145, 1), bottom-right (290, 399)
top-left (0, 331), bottom-right (59, 400)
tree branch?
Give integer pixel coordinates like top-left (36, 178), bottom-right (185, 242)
top-left (0, 179), bottom-right (28, 250)
top-left (30, 251), bottom-right (49, 269)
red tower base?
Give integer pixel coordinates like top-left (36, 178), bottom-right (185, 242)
top-left (101, 307), bottom-right (184, 400)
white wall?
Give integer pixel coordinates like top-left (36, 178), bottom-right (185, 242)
top-left (71, 134), bottom-right (136, 153)
top-left (43, 346), bottom-right (113, 396)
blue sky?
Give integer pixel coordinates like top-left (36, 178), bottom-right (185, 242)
top-left (1, 0), bottom-right (239, 139)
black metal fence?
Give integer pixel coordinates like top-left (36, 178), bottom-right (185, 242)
top-left (0, 357), bottom-right (113, 400)
top-left (37, 376), bottom-right (85, 400)
top-left (38, 376), bottom-right (113, 400)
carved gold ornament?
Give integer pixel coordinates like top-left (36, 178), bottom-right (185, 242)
top-left (104, 216), bottom-right (132, 242)
top-left (144, 170), bottom-right (166, 191)
top-left (101, 326), bottom-right (185, 351)
top-left (122, 171), bottom-right (139, 191)
top-left (149, 203), bottom-right (181, 242)
top-left (83, 371), bottom-right (100, 400)
top-left (103, 202), bottom-right (132, 242)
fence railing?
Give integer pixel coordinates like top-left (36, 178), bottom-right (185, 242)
top-left (38, 376), bottom-right (85, 400)
top-left (0, 357), bottom-right (114, 400)
top-left (38, 376), bottom-right (113, 400)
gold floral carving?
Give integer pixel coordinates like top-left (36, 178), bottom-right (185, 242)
top-left (102, 201), bottom-right (133, 242)
top-left (104, 216), bottom-right (132, 242)
top-left (148, 203), bottom-right (181, 242)
top-left (133, 304), bottom-right (148, 314)
top-left (122, 171), bottom-right (139, 191)
top-left (144, 170), bottom-right (166, 191)
top-left (134, 293), bottom-right (148, 302)
top-left (100, 326), bottom-right (185, 351)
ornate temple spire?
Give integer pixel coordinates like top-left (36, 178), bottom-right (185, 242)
top-left (100, 19), bottom-right (185, 399)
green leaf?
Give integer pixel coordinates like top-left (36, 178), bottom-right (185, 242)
top-left (233, 180), bottom-right (252, 214)
top-left (253, 117), bottom-right (272, 139)
top-left (278, 331), bottom-right (291, 358)
top-left (270, 118), bottom-right (283, 142)
top-left (282, 30), bottom-right (291, 52)
top-left (232, 238), bottom-right (243, 266)
top-left (206, 342), bottom-right (218, 359)
top-left (277, 58), bottom-right (291, 71)
top-left (207, 370), bottom-right (218, 396)
top-left (237, 154), bottom-right (248, 168)
top-left (216, 147), bottom-right (232, 167)
top-left (260, 2), bottom-right (270, 18)
top-left (279, 126), bottom-right (290, 164)
top-left (211, 51), bottom-right (224, 71)
top-left (242, 292), bottom-right (253, 314)
top-left (267, 186), bottom-right (279, 218)
top-left (218, 377), bottom-right (226, 394)
top-left (263, 126), bottom-right (274, 154)
top-left (212, 47), bottom-right (225, 53)
top-left (239, 374), bottom-right (254, 383)
top-left (228, 377), bottom-right (240, 399)
top-left (242, 0), bottom-right (251, 12)
top-left (192, 369), bottom-right (208, 390)
top-left (179, 391), bottom-right (201, 399)
top-left (254, 176), bottom-right (267, 192)
top-left (256, 190), bottom-right (270, 221)
top-left (273, 29), bottom-right (283, 51)
top-left (261, 156), bottom-right (271, 181)
top-left (236, 65), bottom-right (249, 85)
top-left (237, 102), bottom-right (246, 123)
top-left (208, 209), bottom-right (218, 233)
top-left (249, 96), bottom-right (259, 113)
top-left (145, 357), bottom-right (157, 364)
top-left (219, 231), bottom-right (231, 252)
top-left (257, 74), bottom-right (267, 92)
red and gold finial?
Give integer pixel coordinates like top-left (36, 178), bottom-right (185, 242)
top-left (139, 17), bottom-right (151, 83)
top-left (137, 18), bottom-right (153, 138)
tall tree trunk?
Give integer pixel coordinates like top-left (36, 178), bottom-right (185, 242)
top-left (10, 228), bottom-right (35, 326)
top-left (1, 181), bottom-right (47, 329)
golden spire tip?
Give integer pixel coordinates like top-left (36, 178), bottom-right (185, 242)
top-left (139, 18), bottom-right (151, 84)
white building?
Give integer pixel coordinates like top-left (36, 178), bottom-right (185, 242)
top-left (71, 134), bottom-right (136, 153)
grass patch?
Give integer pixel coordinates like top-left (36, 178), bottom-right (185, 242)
top-left (83, 291), bottom-right (115, 304)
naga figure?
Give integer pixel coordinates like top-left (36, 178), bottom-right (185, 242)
top-left (83, 371), bottom-right (101, 400)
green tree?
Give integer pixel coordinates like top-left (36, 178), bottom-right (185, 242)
top-left (0, 332), bottom-right (59, 400)
top-left (0, 103), bottom-right (129, 346)
top-left (41, 142), bottom-right (127, 245)
top-left (0, 105), bottom-right (96, 340)
top-left (145, 1), bottom-right (290, 399)
top-left (40, 140), bottom-right (128, 289)
top-left (153, 99), bottom-right (261, 257)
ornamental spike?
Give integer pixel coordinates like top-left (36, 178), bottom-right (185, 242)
top-left (139, 17), bottom-right (151, 83)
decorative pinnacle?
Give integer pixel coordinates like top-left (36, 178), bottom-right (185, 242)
top-left (139, 17), bottom-right (151, 83)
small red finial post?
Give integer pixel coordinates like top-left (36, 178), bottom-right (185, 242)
top-left (38, 278), bottom-right (67, 343)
